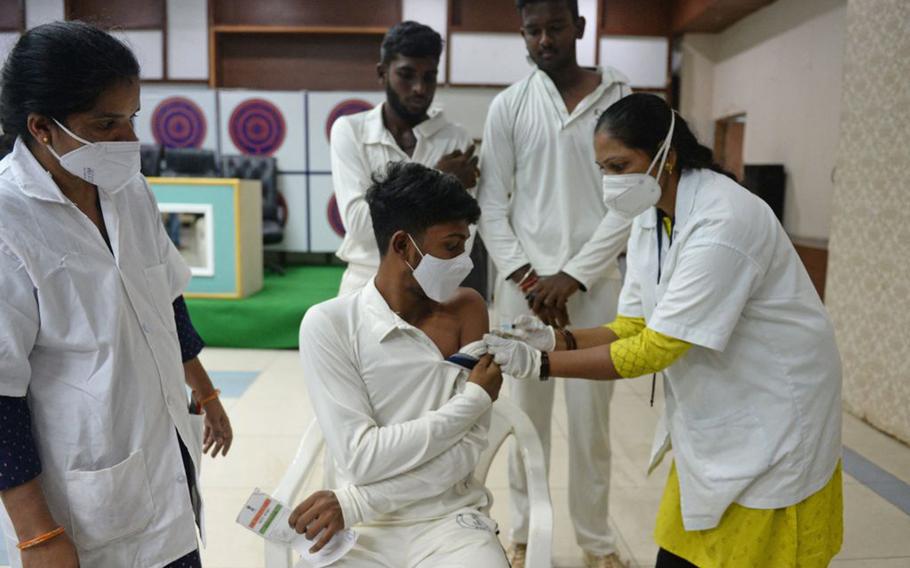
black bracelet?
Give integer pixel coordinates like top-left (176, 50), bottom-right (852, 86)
top-left (539, 351), bottom-right (550, 381)
top-left (561, 329), bottom-right (577, 351)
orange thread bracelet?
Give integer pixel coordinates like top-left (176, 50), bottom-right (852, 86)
top-left (196, 389), bottom-right (221, 412)
top-left (17, 526), bottom-right (65, 550)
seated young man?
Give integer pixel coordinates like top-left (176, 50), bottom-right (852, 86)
top-left (292, 162), bottom-right (509, 567)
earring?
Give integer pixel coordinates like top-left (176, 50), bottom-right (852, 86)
top-left (42, 137), bottom-right (49, 143)
top-left (665, 163), bottom-right (674, 174)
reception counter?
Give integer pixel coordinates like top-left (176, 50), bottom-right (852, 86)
top-left (148, 177), bottom-right (262, 299)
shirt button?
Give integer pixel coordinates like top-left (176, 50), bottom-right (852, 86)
top-left (141, 323), bottom-right (151, 334)
top-left (177, 474), bottom-right (186, 483)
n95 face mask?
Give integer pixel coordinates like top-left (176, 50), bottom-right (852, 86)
top-left (601, 111), bottom-right (676, 219)
top-left (407, 234), bottom-right (474, 303)
top-left (46, 119), bottom-right (141, 190)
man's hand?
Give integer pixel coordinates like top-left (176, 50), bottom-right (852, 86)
top-left (483, 334), bottom-right (543, 381)
top-left (202, 398), bottom-right (233, 458)
top-left (436, 145), bottom-right (480, 189)
top-left (467, 354), bottom-right (503, 401)
top-left (289, 491), bottom-right (346, 554)
top-left (507, 264), bottom-right (535, 285)
top-left (21, 532), bottom-right (79, 568)
top-left (526, 272), bottom-right (581, 327)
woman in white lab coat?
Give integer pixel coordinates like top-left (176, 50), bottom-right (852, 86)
top-left (0, 22), bottom-right (230, 567)
top-left (485, 93), bottom-right (843, 568)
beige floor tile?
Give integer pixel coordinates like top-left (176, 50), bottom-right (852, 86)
top-left (198, 487), bottom-right (266, 568)
top-left (199, 435), bottom-right (308, 491)
top-left (836, 482), bottom-right (910, 560)
top-left (830, 558), bottom-right (910, 567)
top-left (199, 347), bottom-right (284, 372)
top-left (842, 412), bottom-right (910, 485)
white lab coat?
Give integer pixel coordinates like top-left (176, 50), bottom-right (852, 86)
top-left (621, 168), bottom-right (843, 531)
top-left (332, 104), bottom-right (474, 295)
top-left (0, 139), bottom-right (203, 566)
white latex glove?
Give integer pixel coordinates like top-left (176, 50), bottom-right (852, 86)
top-left (458, 340), bottom-right (489, 359)
top-left (483, 333), bottom-right (542, 381)
top-left (493, 315), bottom-right (557, 352)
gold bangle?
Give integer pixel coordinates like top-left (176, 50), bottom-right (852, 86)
top-left (17, 526), bottom-right (65, 550)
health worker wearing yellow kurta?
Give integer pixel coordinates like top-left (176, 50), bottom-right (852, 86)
top-left (484, 93), bottom-right (843, 568)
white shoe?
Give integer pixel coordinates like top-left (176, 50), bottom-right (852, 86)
top-left (508, 543), bottom-right (527, 568)
top-left (583, 551), bottom-right (627, 568)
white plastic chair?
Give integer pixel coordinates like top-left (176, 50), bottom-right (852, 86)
top-left (265, 398), bottom-right (553, 568)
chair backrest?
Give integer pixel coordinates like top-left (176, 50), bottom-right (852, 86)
top-left (140, 144), bottom-right (162, 177)
top-left (160, 147), bottom-right (219, 177)
top-left (221, 154), bottom-right (279, 211)
top-left (220, 154), bottom-right (283, 244)
top-left (265, 398), bottom-right (553, 568)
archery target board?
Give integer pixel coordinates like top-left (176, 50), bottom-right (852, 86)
top-left (218, 90), bottom-right (306, 171)
top-left (138, 86), bottom-right (217, 150)
top-left (306, 91), bottom-right (385, 173)
top-left (275, 174), bottom-right (309, 253)
top-left (308, 173), bottom-right (345, 253)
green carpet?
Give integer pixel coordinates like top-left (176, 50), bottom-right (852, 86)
top-left (185, 265), bottom-right (344, 349)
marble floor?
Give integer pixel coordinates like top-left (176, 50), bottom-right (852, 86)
top-left (3, 347), bottom-right (909, 567)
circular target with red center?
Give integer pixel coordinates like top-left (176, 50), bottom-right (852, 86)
top-left (152, 97), bottom-right (207, 149)
top-left (229, 98), bottom-right (287, 156)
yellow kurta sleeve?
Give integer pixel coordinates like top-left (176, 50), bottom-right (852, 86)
top-left (610, 327), bottom-right (691, 379)
top-left (605, 315), bottom-right (647, 339)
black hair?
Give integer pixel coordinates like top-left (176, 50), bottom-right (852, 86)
top-left (595, 93), bottom-right (732, 177)
top-left (380, 21), bottom-right (444, 65)
top-left (516, 0), bottom-right (580, 20)
top-left (366, 161), bottom-right (481, 256)
top-left (0, 21), bottom-right (140, 145)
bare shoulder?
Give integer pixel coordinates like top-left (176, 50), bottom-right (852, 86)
top-left (445, 287), bottom-right (489, 343)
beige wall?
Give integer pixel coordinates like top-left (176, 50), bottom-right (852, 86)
top-left (679, 0), bottom-right (847, 241)
top-left (435, 86), bottom-right (501, 140)
top-left (826, 0), bottom-right (910, 444)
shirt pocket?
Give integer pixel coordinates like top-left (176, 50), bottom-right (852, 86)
top-left (64, 449), bottom-right (156, 550)
top-left (685, 408), bottom-right (772, 482)
top-left (143, 262), bottom-right (176, 330)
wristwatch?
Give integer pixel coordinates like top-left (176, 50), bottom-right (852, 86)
top-left (539, 351), bottom-right (550, 381)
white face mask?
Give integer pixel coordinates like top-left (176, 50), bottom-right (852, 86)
top-left (406, 234), bottom-right (474, 303)
top-left (601, 111), bottom-right (676, 219)
top-left (46, 119), bottom-right (140, 189)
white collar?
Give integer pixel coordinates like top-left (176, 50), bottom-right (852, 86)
top-left (362, 103), bottom-right (449, 146)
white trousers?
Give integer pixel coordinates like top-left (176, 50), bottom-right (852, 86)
top-left (338, 263), bottom-right (376, 297)
top-left (334, 509), bottom-right (509, 568)
top-left (493, 274), bottom-right (622, 556)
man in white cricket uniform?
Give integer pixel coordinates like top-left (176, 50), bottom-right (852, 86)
top-left (476, 1), bottom-right (632, 566)
top-left (294, 163), bottom-right (508, 567)
top-left (333, 21), bottom-right (479, 295)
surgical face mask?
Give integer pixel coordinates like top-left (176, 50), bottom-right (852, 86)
top-left (601, 111), bottom-right (676, 219)
top-left (406, 234), bottom-right (473, 303)
top-left (45, 119), bottom-right (140, 189)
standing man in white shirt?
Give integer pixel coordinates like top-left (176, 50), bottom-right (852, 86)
top-left (477, 1), bottom-right (632, 567)
top-left (293, 162), bottom-right (508, 567)
top-left (333, 21), bottom-right (480, 295)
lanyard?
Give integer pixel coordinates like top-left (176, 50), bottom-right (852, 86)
top-left (651, 209), bottom-right (673, 406)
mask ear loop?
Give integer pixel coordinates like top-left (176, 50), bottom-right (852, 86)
top-left (405, 234), bottom-right (425, 272)
top-left (652, 111), bottom-right (676, 185)
top-left (45, 119), bottom-right (92, 162)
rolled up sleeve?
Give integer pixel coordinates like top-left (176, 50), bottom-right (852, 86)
top-left (0, 242), bottom-right (41, 490)
top-left (0, 242), bottom-right (38, 398)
